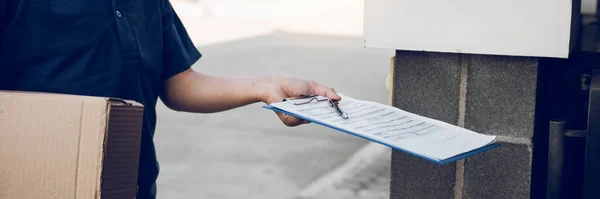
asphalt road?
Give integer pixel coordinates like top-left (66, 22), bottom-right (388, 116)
top-left (153, 32), bottom-right (393, 199)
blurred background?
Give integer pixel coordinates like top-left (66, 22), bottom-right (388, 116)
top-left (154, 0), bottom-right (395, 198)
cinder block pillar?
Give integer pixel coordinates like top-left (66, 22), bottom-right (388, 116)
top-left (390, 50), bottom-right (542, 199)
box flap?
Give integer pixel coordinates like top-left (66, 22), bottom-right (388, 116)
top-left (98, 102), bottom-right (144, 199)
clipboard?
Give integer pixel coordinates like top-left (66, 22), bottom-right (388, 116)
top-left (264, 94), bottom-right (500, 165)
top-left (283, 95), bottom-right (348, 120)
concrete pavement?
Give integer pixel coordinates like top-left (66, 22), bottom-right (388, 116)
top-left (153, 1), bottom-right (394, 198)
top-left (295, 143), bottom-right (392, 199)
top-left (153, 32), bottom-right (393, 198)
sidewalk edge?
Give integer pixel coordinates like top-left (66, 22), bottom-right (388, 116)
top-left (295, 142), bottom-right (390, 198)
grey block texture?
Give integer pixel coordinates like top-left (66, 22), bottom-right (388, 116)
top-left (462, 142), bottom-right (532, 199)
top-left (392, 50), bottom-right (462, 124)
top-left (466, 55), bottom-right (539, 137)
top-left (390, 51), bottom-right (461, 199)
top-left (390, 152), bottom-right (456, 199)
top-left (390, 50), bottom-right (539, 199)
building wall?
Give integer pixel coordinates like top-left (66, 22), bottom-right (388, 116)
top-left (389, 51), bottom-right (541, 199)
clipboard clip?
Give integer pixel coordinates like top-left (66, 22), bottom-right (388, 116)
top-left (283, 95), bottom-right (349, 120)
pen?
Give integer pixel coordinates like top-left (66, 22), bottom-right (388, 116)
top-left (329, 99), bottom-right (349, 120)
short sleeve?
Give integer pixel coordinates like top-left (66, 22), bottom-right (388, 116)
top-left (161, 1), bottom-right (202, 79)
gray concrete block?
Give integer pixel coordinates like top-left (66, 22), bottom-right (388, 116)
top-left (462, 142), bottom-right (532, 199)
top-left (390, 50), bottom-right (460, 199)
top-left (392, 50), bottom-right (462, 124)
top-left (390, 151), bottom-right (456, 199)
top-left (466, 55), bottom-right (539, 137)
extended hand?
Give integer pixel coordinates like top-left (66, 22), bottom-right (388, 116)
top-left (257, 77), bottom-right (341, 126)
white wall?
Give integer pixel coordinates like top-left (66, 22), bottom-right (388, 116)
top-left (363, 0), bottom-right (574, 58)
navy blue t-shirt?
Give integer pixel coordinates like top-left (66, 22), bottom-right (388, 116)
top-left (1, 0), bottom-right (202, 198)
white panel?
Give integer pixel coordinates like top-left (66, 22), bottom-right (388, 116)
top-left (363, 0), bottom-right (574, 58)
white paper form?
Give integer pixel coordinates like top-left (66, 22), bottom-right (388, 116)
top-left (269, 94), bottom-right (497, 161)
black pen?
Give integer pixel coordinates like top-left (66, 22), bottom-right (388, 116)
top-left (329, 99), bottom-right (348, 119)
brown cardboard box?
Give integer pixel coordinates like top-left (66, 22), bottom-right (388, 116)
top-left (0, 91), bottom-right (144, 199)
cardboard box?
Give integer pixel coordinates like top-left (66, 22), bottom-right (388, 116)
top-left (0, 91), bottom-right (144, 199)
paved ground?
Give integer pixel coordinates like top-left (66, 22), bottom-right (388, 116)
top-left (295, 143), bottom-right (392, 199)
top-left (152, 32), bottom-right (393, 198)
top-left (151, 1), bottom-right (394, 198)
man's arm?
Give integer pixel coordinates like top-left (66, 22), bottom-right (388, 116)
top-left (160, 68), bottom-right (265, 113)
top-left (160, 68), bottom-right (341, 126)
top-left (157, 0), bottom-right (339, 126)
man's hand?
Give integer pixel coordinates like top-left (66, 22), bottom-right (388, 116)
top-left (162, 69), bottom-right (340, 127)
top-left (255, 77), bottom-right (341, 126)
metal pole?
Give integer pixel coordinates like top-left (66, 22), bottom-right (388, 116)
top-left (563, 130), bottom-right (586, 199)
top-left (548, 120), bottom-right (566, 199)
top-left (583, 70), bottom-right (600, 199)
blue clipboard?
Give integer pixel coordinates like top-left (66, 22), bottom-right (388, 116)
top-left (263, 104), bottom-right (501, 165)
